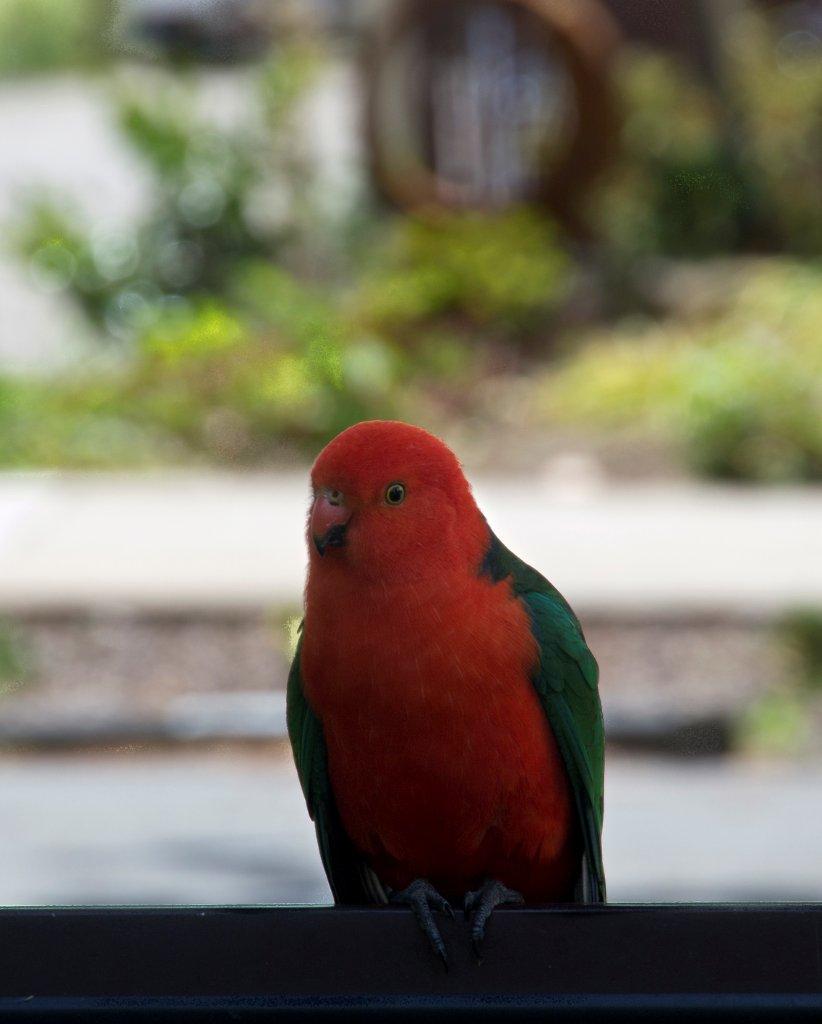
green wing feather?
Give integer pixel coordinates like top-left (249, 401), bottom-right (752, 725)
top-left (286, 632), bottom-right (386, 904)
top-left (480, 529), bottom-right (606, 902)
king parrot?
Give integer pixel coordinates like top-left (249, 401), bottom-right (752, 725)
top-left (287, 420), bottom-right (605, 964)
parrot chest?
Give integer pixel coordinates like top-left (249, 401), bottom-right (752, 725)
top-left (302, 581), bottom-right (575, 888)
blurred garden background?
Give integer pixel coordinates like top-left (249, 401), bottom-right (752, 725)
top-left (0, 0), bottom-right (821, 905)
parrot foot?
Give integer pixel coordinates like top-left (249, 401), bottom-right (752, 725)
top-left (463, 879), bottom-right (524, 962)
top-left (388, 879), bottom-right (454, 969)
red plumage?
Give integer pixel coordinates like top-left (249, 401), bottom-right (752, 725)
top-left (301, 421), bottom-right (579, 903)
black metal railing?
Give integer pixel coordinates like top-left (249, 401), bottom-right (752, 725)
top-left (1, 904), bottom-right (821, 1020)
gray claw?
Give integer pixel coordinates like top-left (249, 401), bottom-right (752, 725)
top-left (463, 879), bottom-right (524, 962)
top-left (389, 879), bottom-right (453, 968)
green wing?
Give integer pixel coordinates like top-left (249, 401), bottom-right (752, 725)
top-left (286, 632), bottom-right (387, 904)
top-left (481, 530), bottom-right (606, 902)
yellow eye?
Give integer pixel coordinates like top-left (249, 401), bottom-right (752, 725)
top-left (385, 482), bottom-right (406, 505)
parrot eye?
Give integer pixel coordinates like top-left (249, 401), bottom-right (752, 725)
top-left (384, 482), bottom-right (406, 505)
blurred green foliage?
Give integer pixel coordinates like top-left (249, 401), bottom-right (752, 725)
top-left (731, 12), bottom-right (822, 254)
top-left (591, 51), bottom-right (752, 257)
top-left (2, 205), bottom-right (567, 464)
top-left (592, 12), bottom-right (822, 257)
top-left (7, 52), bottom-right (570, 465)
top-left (736, 689), bottom-right (811, 757)
top-left (3, 8), bottom-right (822, 479)
top-left (736, 607), bottom-right (822, 755)
top-left (0, 0), bottom-right (113, 76)
top-left (0, 371), bottom-right (179, 468)
top-left (16, 48), bottom-right (319, 340)
top-left (778, 610), bottom-right (822, 693)
top-left (0, 274), bottom-right (403, 466)
top-left (354, 210), bottom-right (571, 345)
top-left (541, 261), bottom-right (822, 482)
top-left (127, 278), bottom-right (400, 459)
top-left (0, 620), bottom-right (33, 694)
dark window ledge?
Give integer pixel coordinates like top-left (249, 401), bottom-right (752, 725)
top-left (1, 904), bottom-right (821, 1020)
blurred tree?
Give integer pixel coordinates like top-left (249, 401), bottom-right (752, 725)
top-left (14, 44), bottom-right (320, 341)
top-left (353, 210), bottom-right (572, 350)
top-left (732, 9), bottom-right (822, 254)
top-left (588, 50), bottom-right (756, 257)
top-left (540, 261), bottom-right (822, 482)
top-left (0, 0), bottom-right (114, 76)
top-left (588, 10), bottom-right (822, 258)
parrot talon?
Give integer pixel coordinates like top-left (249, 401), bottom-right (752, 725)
top-left (388, 879), bottom-right (452, 968)
top-left (463, 879), bottom-right (524, 962)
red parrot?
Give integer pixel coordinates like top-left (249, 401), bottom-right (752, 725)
top-left (287, 421), bottom-right (605, 963)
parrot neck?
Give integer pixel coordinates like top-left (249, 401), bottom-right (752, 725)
top-left (306, 505), bottom-right (491, 617)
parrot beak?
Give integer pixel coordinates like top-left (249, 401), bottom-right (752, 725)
top-left (311, 492), bottom-right (350, 556)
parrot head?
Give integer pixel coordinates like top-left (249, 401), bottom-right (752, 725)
top-left (308, 420), bottom-right (487, 584)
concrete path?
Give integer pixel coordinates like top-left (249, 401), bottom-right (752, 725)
top-left (0, 751), bottom-right (820, 905)
top-left (0, 472), bottom-right (820, 616)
